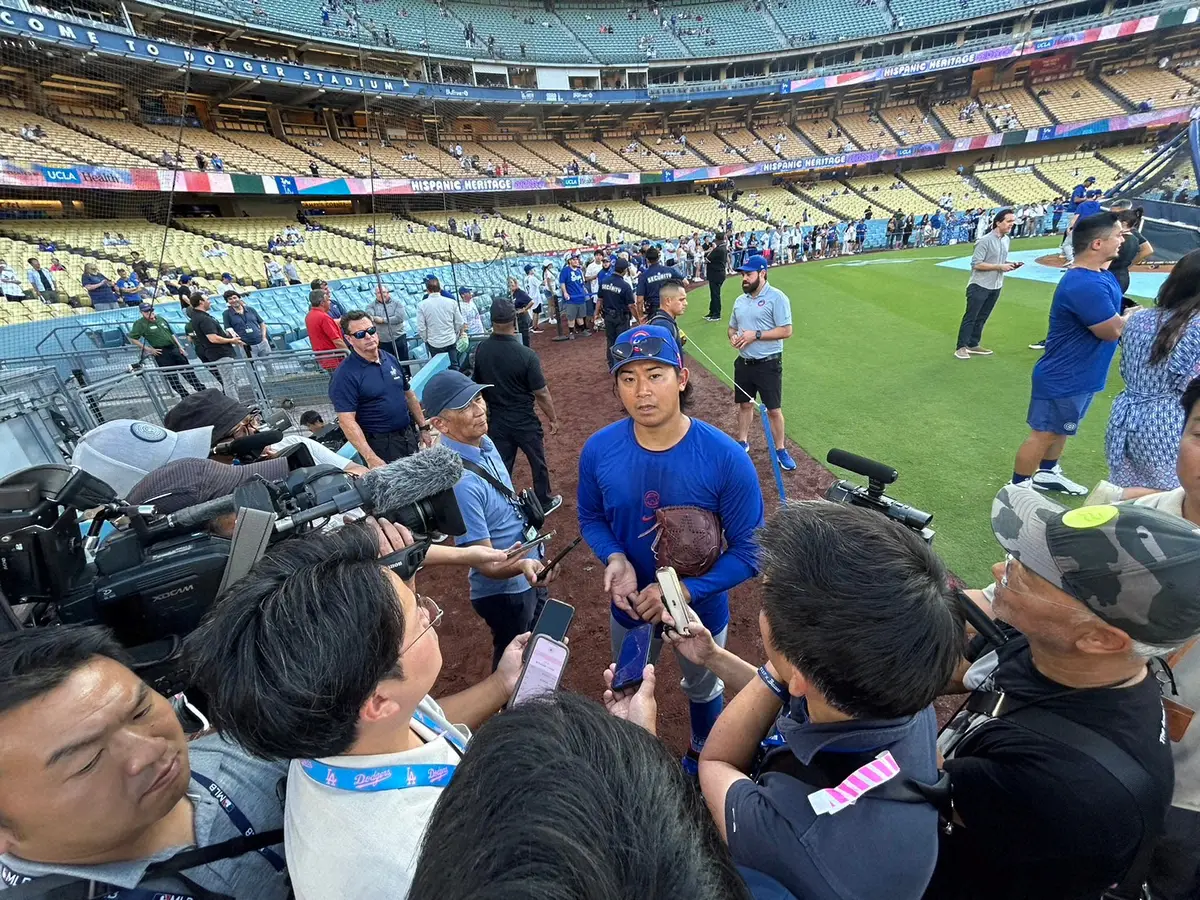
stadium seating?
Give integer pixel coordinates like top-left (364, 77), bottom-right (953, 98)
top-left (1032, 153), bottom-right (1124, 194)
top-left (734, 186), bottom-right (827, 229)
top-left (0, 106), bottom-right (147, 168)
top-left (841, 173), bottom-right (929, 219)
top-left (64, 116), bottom-right (193, 168)
top-left (896, 0), bottom-right (1014, 29)
top-left (141, 124), bottom-right (297, 175)
top-left (769, 0), bottom-right (890, 44)
top-left (1100, 63), bottom-right (1199, 110)
top-left (1098, 142), bottom-right (1160, 174)
top-left (879, 104), bottom-right (938, 144)
top-left (572, 200), bottom-right (690, 241)
top-left (1033, 75), bottom-right (1128, 123)
top-left (177, 217), bottom-right (378, 277)
top-left (678, 130), bottom-right (736, 165)
top-left (973, 162), bottom-right (1057, 205)
top-left (518, 139), bottom-right (597, 175)
top-left (903, 166), bottom-right (990, 210)
top-left (561, 139), bottom-right (629, 172)
top-left (930, 96), bottom-right (993, 138)
top-left (220, 130), bottom-right (348, 176)
top-left (498, 204), bottom-right (613, 246)
top-left (351, 212), bottom-right (509, 262)
top-left (718, 128), bottom-right (782, 162)
top-left (834, 111), bottom-right (893, 151)
top-left (795, 117), bottom-right (852, 155)
top-left (978, 81), bottom-right (1052, 130)
top-left (552, 5), bottom-right (690, 61)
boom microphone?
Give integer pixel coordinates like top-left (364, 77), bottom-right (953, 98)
top-left (826, 449), bottom-right (898, 486)
top-left (357, 443), bottom-right (463, 517)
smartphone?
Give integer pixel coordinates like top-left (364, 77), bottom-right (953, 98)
top-left (509, 634), bottom-right (570, 707)
top-left (504, 530), bottom-right (555, 559)
top-left (656, 567), bottom-right (691, 636)
top-left (612, 623), bottom-right (655, 692)
top-left (531, 598), bottom-right (575, 642)
top-left (541, 535), bottom-right (583, 576)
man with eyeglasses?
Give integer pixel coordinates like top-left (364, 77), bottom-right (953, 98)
top-left (925, 484), bottom-right (1200, 900)
top-left (186, 517), bottom-right (530, 900)
top-left (330, 309), bottom-right (432, 468)
top-left (578, 325), bottom-right (764, 775)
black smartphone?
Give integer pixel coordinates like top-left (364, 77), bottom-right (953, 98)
top-left (531, 598), bottom-right (575, 642)
top-left (541, 535), bottom-right (583, 576)
top-left (612, 623), bottom-right (654, 692)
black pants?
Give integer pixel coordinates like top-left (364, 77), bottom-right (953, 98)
top-left (1150, 805), bottom-right (1200, 900)
top-left (518, 312), bottom-right (532, 348)
top-left (957, 284), bottom-right (1002, 349)
top-left (471, 586), bottom-right (540, 670)
top-left (365, 426), bottom-right (419, 463)
top-left (154, 347), bottom-right (205, 396)
top-left (605, 316), bottom-right (624, 367)
top-left (708, 278), bottom-right (725, 319)
top-left (490, 419), bottom-right (552, 505)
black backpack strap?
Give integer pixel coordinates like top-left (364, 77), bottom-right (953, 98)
top-left (989, 705), bottom-right (1161, 898)
top-left (460, 458), bottom-right (519, 503)
top-left (1, 830), bottom-right (284, 900)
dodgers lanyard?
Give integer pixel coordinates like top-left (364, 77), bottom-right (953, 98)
top-left (189, 774), bottom-right (285, 873)
top-left (299, 710), bottom-right (465, 792)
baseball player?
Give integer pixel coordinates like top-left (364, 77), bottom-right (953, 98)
top-left (578, 324), bottom-right (765, 773)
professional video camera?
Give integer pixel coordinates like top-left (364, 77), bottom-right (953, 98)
top-left (825, 448), bottom-right (1008, 647)
top-left (0, 445), bottom-right (466, 689)
top-left (824, 448), bottom-right (934, 543)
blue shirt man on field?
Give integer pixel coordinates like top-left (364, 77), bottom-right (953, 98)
top-left (728, 255), bottom-right (797, 471)
top-left (558, 253), bottom-right (589, 336)
top-left (578, 324), bottom-right (764, 774)
top-left (1011, 212), bottom-right (1129, 495)
top-left (636, 245), bottom-right (682, 320)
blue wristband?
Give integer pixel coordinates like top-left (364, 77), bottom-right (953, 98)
top-left (757, 666), bottom-right (789, 705)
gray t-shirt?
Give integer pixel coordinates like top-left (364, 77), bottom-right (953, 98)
top-left (729, 284), bottom-right (793, 358)
top-left (368, 299), bottom-right (407, 343)
top-left (968, 231), bottom-right (1010, 291)
top-left (0, 734), bottom-right (289, 899)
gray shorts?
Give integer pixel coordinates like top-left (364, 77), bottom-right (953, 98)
top-left (610, 613), bottom-right (727, 704)
top-left (562, 302), bottom-right (587, 320)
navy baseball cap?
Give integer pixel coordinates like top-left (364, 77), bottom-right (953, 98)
top-left (614, 258), bottom-right (629, 273)
top-left (609, 325), bottom-right (683, 374)
top-left (1084, 176), bottom-right (1096, 184)
top-left (738, 255), bottom-right (770, 272)
top-left (524, 264), bottom-right (534, 273)
top-left (568, 251), bottom-right (581, 259)
top-left (458, 286), bottom-right (473, 296)
top-left (425, 274), bottom-right (439, 284)
top-left (138, 302), bottom-right (154, 312)
top-left (423, 370), bottom-right (492, 418)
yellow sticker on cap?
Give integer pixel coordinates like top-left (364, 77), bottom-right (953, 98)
top-left (1062, 505), bottom-right (1119, 529)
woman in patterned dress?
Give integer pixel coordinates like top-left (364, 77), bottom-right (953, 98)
top-left (1106, 250), bottom-right (1200, 488)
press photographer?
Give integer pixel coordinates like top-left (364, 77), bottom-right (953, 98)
top-left (0, 626), bottom-right (290, 899)
top-left (185, 517), bottom-right (530, 900)
top-left (425, 370), bottom-right (559, 669)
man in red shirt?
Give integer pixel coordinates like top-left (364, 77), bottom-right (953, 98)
top-left (306, 289), bottom-right (346, 370)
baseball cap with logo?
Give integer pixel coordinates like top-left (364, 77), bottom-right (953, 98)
top-left (127, 457), bottom-right (288, 515)
top-left (71, 420), bottom-right (214, 498)
top-left (991, 484), bottom-right (1200, 644)
top-left (737, 255), bottom-right (770, 273)
top-left (609, 325), bottom-right (683, 374)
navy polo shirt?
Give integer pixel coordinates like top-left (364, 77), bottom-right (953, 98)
top-left (725, 702), bottom-right (941, 899)
top-left (223, 305), bottom-right (264, 345)
top-left (328, 349), bottom-right (412, 435)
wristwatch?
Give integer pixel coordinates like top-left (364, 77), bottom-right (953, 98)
top-left (419, 423), bottom-right (434, 432)
top-left (755, 329), bottom-right (763, 341)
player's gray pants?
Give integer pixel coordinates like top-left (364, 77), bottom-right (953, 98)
top-left (610, 613), bottom-right (727, 704)
top-left (1061, 234), bottom-right (1075, 263)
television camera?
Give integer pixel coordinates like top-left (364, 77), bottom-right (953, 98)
top-left (0, 444), bottom-right (466, 690)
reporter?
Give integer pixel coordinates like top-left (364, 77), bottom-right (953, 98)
top-left (408, 692), bottom-right (753, 900)
top-left (185, 521), bottom-right (525, 900)
top-left (698, 501), bottom-right (963, 900)
top-left (0, 626), bottom-right (289, 898)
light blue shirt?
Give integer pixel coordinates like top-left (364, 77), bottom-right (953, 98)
top-left (729, 283), bottom-right (793, 359)
top-left (442, 435), bottom-right (539, 600)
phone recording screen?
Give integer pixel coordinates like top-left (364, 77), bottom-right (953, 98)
top-left (512, 639), bottom-right (568, 705)
top-left (613, 624), bottom-right (654, 689)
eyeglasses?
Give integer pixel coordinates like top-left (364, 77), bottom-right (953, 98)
top-left (231, 413), bottom-right (263, 438)
top-left (349, 326), bottom-right (378, 340)
top-left (399, 595), bottom-right (443, 656)
top-left (610, 337), bottom-right (676, 363)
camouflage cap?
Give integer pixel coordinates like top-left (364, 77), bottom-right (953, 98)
top-left (991, 484), bottom-right (1200, 644)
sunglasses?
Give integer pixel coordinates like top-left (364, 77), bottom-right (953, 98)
top-left (611, 337), bottom-right (677, 363)
top-left (349, 326), bottom-right (378, 340)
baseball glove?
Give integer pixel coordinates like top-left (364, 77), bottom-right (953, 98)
top-left (643, 505), bottom-right (723, 578)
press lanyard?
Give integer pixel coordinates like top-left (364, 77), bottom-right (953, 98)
top-left (299, 710), bottom-right (465, 792)
top-left (189, 774), bottom-right (286, 872)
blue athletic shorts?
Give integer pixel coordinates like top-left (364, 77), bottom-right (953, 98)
top-left (1027, 392), bottom-right (1095, 435)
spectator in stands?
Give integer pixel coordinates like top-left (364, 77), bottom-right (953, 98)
top-left (472, 296), bottom-right (559, 506)
top-left (0, 626), bottom-right (290, 899)
top-left (195, 151), bottom-right (207, 172)
top-left (129, 302), bottom-right (205, 397)
top-left (0, 261), bottom-right (26, 302)
top-left (222, 291), bottom-right (270, 359)
top-left (262, 255), bottom-right (284, 288)
top-left (1105, 249), bottom-right (1200, 490)
top-left (306, 289), bottom-right (347, 371)
top-left (418, 278), bottom-right (466, 370)
top-left (115, 267), bottom-right (149, 305)
top-left (49, 257), bottom-right (66, 274)
top-left (311, 279), bottom-right (344, 318)
top-left (188, 293), bottom-right (240, 384)
top-left (309, 161), bottom-right (320, 177)
top-left (81, 262), bottom-right (119, 311)
top-left (211, 153), bottom-right (224, 172)
top-left (185, 520), bottom-right (529, 900)
top-left (688, 500), bottom-right (960, 899)
top-left (368, 284), bottom-right (408, 365)
top-left (102, 231), bottom-right (117, 248)
top-left (25, 257), bottom-right (61, 305)
top-left (36, 239), bottom-right (55, 253)
top-left (927, 485), bottom-right (1200, 899)
top-left (409, 689), bottom-right (754, 900)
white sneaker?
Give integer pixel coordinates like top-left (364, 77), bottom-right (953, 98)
top-left (547, 317), bottom-right (558, 325)
top-left (1031, 466), bottom-right (1089, 496)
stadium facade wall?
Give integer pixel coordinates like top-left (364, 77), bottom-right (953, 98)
top-left (2, 107), bottom-right (1193, 197)
top-left (0, 5), bottom-right (1196, 106)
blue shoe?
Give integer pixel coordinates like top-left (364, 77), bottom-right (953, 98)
top-left (777, 448), bottom-right (797, 471)
top-left (737, 441), bottom-right (750, 453)
top-left (681, 747), bottom-right (700, 779)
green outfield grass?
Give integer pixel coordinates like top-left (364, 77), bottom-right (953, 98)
top-left (679, 237), bottom-right (1122, 586)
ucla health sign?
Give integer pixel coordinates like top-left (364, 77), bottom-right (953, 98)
top-left (38, 166), bottom-right (80, 184)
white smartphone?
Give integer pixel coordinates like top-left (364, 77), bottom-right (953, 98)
top-left (504, 530), bottom-right (555, 559)
top-left (656, 566), bottom-right (691, 636)
top-left (508, 634), bottom-right (570, 707)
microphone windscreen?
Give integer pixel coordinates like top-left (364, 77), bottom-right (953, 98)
top-left (826, 449), bottom-right (898, 485)
top-left (357, 444), bottom-right (464, 515)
